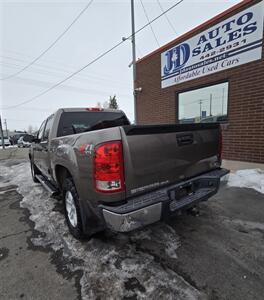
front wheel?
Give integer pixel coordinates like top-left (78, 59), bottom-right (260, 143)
top-left (63, 177), bottom-right (87, 240)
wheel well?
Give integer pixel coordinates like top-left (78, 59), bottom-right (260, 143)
top-left (55, 165), bottom-right (72, 191)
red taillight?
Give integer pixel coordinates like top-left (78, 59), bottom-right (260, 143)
top-left (94, 141), bottom-right (125, 193)
top-left (86, 107), bottom-right (103, 111)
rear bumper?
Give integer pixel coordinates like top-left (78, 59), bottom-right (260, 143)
top-left (100, 168), bottom-right (229, 232)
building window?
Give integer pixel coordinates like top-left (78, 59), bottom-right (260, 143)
top-left (178, 82), bottom-right (229, 124)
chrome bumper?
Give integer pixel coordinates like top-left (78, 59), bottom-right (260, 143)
top-left (102, 202), bottom-right (162, 232)
top-left (101, 168), bottom-right (230, 232)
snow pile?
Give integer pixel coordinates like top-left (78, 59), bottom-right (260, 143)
top-left (228, 169), bottom-right (264, 194)
top-left (0, 160), bottom-right (204, 300)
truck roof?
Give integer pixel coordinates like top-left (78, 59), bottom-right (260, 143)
top-left (58, 108), bottom-right (124, 114)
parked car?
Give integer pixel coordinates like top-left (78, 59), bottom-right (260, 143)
top-left (3, 136), bottom-right (11, 146)
top-left (18, 134), bottom-right (34, 148)
top-left (9, 132), bottom-right (27, 145)
top-left (29, 107), bottom-right (229, 239)
top-left (201, 115), bottom-right (228, 123)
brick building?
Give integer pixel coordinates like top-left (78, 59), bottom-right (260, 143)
top-left (135, 0), bottom-right (264, 163)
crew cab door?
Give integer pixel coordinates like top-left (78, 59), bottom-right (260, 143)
top-left (41, 115), bottom-right (54, 179)
top-left (34, 120), bottom-right (46, 172)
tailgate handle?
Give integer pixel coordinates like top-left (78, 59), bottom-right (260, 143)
top-left (176, 133), bottom-right (194, 146)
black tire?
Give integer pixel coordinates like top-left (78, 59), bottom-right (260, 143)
top-left (63, 177), bottom-right (87, 240)
top-left (30, 160), bottom-right (40, 183)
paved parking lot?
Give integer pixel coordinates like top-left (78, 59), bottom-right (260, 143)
top-left (0, 159), bottom-right (263, 300)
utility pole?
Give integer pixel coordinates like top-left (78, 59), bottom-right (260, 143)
top-left (131, 0), bottom-right (137, 124)
top-left (0, 115), bottom-right (5, 149)
top-left (4, 119), bottom-right (8, 138)
top-left (209, 94), bottom-right (212, 116)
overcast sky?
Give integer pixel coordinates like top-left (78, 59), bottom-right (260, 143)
top-left (0, 0), bottom-right (241, 131)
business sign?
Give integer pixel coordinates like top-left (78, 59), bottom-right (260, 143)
top-left (161, 1), bottom-right (264, 88)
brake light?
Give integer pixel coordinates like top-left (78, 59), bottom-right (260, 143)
top-left (86, 108), bottom-right (103, 111)
top-left (94, 141), bottom-right (125, 193)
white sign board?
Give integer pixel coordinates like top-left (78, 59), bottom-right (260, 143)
top-left (161, 1), bottom-right (264, 88)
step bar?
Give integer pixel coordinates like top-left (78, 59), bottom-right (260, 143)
top-left (35, 174), bottom-right (59, 196)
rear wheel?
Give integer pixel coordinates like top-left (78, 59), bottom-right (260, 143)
top-left (30, 160), bottom-right (40, 183)
top-left (63, 177), bottom-right (87, 240)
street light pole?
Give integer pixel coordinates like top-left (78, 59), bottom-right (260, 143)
top-left (0, 115), bottom-right (5, 149)
top-left (131, 0), bottom-right (137, 124)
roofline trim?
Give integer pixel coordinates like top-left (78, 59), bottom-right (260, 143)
top-left (136, 0), bottom-right (254, 64)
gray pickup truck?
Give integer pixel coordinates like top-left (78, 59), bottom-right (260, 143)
top-left (29, 108), bottom-right (229, 239)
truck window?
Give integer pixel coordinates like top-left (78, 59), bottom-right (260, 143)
top-left (37, 120), bottom-right (46, 140)
top-left (57, 111), bottom-right (130, 137)
top-left (43, 115), bottom-right (54, 141)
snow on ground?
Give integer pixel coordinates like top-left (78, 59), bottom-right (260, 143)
top-left (0, 145), bottom-right (18, 149)
top-left (228, 169), bottom-right (264, 194)
top-left (0, 160), bottom-right (204, 300)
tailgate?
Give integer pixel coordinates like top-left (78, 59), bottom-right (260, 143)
top-left (120, 123), bottom-right (221, 198)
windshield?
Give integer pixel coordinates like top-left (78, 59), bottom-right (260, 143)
top-left (57, 111), bottom-right (130, 137)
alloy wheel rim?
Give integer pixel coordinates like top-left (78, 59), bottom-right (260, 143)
top-left (65, 191), bottom-right (77, 227)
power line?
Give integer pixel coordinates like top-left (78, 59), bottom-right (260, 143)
top-left (0, 49), bottom-right (117, 79)
top-left (0, 75), bottom-right (132, 97)
top-left (0, 59), bottom-right (130, 88)
top-left (1, 0), bottom-right (184, 110)
top-left (139, 0), bottom-right (160, 47)
top-left (156, 0), bottom-right (178, 36)
top-left (1, 49), bottom-right (138, 83)
top-left (182, 95), bottom-right (227, 106)
top-left (1, 42), bottom-right (127, 109)
top-left (0, 51), bottom-right (132, 86)
top-left (0, 0), bottom-right (94, 81)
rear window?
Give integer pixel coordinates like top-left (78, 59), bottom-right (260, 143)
top-left (57, 111), bottom-right (130, 137)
